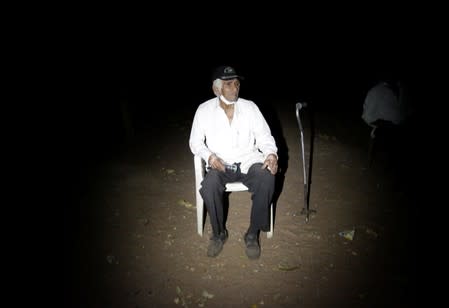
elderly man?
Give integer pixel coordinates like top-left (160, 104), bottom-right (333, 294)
top-left (189, 66), bottom-right (278, 259)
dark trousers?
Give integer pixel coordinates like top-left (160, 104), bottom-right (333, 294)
top-left (199, 163), bottom-right (275, 237)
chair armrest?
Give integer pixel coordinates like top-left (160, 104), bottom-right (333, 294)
top-left (194, 155), bottom-right (206, 186)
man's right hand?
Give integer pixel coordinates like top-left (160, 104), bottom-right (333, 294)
top-left (208, 154), bottom-right (226, 172)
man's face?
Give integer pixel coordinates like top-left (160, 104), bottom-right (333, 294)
top-left (221, 79), bottom-right (240, 102)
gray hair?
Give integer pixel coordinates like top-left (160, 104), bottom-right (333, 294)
top-left (213, 79), bottom-right (223, 90)
top-left (212, 79), bottom-right (223, 96)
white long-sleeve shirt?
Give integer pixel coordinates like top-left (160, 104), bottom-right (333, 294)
top-left (189, 97), bottom-right (278, 174)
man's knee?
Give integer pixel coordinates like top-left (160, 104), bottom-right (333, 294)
top-left (250, 165), bottom-right (275, 187)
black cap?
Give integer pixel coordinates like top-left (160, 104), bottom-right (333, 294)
top-left (212, 66), bottom-right (244, 81)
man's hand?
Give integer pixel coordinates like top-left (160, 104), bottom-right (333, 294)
top-left (208, 154), bottom-right (226, 172)
top-left (262, 154), bottom-right (278, 175)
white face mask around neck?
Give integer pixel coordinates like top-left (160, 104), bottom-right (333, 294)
top-left (220, 95), bottom-right (236, 105)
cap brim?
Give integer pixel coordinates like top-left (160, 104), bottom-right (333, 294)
top-left (221, 75), bottom-right (244, 80)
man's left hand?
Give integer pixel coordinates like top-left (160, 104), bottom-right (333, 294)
top-left (262, 154), bottom-right (278, 175)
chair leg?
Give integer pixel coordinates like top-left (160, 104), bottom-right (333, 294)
top-left (197, 195), bottom-right (204, 236)
top-left (267, 203), bottom-right (273, 238)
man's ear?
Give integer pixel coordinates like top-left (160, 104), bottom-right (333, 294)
top-left (212, 85), bottom-right (221, 97)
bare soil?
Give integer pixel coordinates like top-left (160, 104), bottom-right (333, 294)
top-left (68, 102), bottom-right (419, 307)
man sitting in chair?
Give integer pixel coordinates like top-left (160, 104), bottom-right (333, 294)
top-left (189, 65), bottom-right (278, 259)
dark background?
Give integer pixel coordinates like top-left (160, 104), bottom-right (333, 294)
top-left (61, 8), bottom-right (429, 306)
top-left (72, 17), bottom-right (417, 167)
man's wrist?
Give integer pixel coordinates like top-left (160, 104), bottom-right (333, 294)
top-left (266, 153), bottom-right (278, 161)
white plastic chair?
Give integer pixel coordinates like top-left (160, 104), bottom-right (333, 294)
top-left (194, 155), bottom-right (273, 238)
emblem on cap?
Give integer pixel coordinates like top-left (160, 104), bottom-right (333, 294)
top-left (224, 67), bottom-right (235, 74)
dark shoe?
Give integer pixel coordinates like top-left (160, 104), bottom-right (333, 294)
top-left (244, 232), bottom-right (261, 259)
top-left (207, 230), bottom-right (228, 257)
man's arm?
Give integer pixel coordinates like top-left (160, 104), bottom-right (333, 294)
top-left (189, 109), bottom-right (213, 162)
top-left (251, 104), bottom-right (278, 175)
top-left (189, 108), bottom-right (226, 172)
top-left (252, 105), bottom-right (278, 158)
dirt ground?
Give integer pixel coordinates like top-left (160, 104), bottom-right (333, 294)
top-left (68, 101), bottom-right (419, 307)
